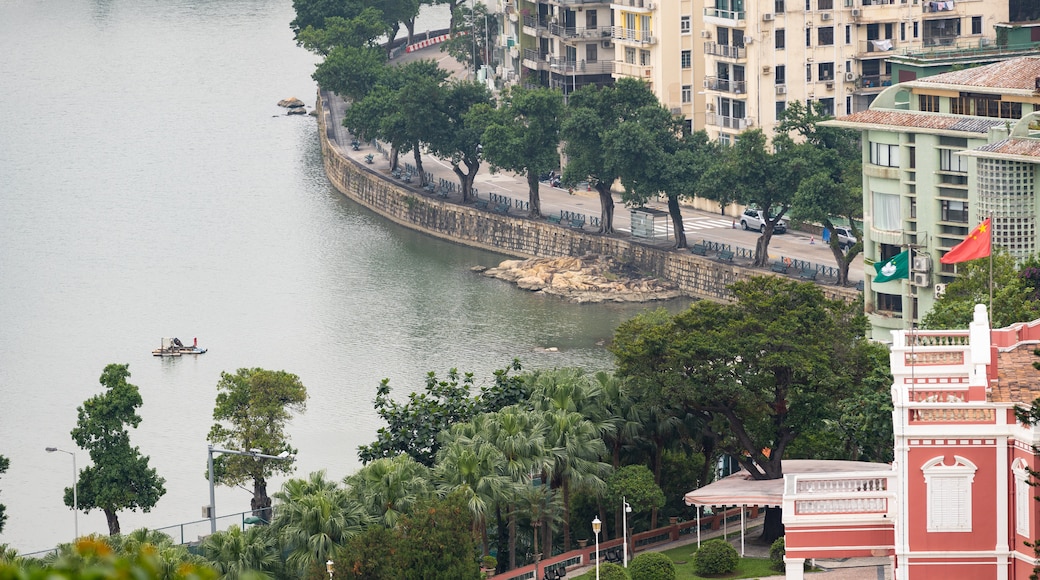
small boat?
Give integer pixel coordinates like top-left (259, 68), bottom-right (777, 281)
top-left (152, 337), bottom-right (207, 356)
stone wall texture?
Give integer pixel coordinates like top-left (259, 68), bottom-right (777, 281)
top-left (316, 93), bottom-right (859, 305)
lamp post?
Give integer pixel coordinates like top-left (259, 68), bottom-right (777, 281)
top-left (622, 497), bottom-right (632, 567)
top-left (207, 445), bottom-right (292, 534)
top-left (45, 447), bottom-right (78, 542)
top-left (326, 559), bottom-right (334, 579)
top-left (592, 516), bottom-right (601, 580)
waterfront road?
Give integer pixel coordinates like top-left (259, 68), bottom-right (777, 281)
top-left (320, 44), bottom-right (864, 284)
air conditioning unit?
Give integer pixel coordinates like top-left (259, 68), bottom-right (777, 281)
top-left (647, 36), bottom-right (657, 44)
top-left (825, 81), bottom-right (834, 90)
top-left (934, 283), bottom-right (947, 299)
top-left (670, 107), bottom-right (682, 114)
top-left (851, 8), bottom-right (861, 17)
top-left (844, 71), bottom-right (856, 81)
top-left (706, 103), bottom-right (715, 112)
top-left (602, 40), bottom-right (613, 48)
top-left (763, 13), bottom-right (775, 21)
top-left (745, 117), bottom-right (754, 126)
top-left (701, 30), bottom-right (712, 39)
top-left (763, 65), bottom-right (772, 74)
top-left (821, 12), bottom-right (832, 20)
top-left (912, 254), bottom-right (932, 273)
top-left (912, 271), bottom-right (931, 287)
top-left (776, 84), bottom-right (787, 94)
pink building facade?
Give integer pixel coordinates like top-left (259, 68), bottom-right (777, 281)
top-left (782, 305), bottom-right (1040, 579)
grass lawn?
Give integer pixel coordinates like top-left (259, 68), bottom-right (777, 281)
top-left (658, 543), bottom-right (781, 579)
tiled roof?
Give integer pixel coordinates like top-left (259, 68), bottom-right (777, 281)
top-left (975, 138), bottom-right (1040, 158)
top-left (916, 57), bottom-right (1040, 91)
top-left (836, 110), bottom-right (1005, 133)
top-left (991, 342), bottom-right (1040, 404)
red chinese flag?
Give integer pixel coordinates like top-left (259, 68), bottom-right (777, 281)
top-left (940, 218), bottom-right (992, 264)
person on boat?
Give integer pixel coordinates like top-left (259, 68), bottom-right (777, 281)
top-left (193, 337), bottom-right (197, 348)
top-left (172, 337), bottom-right (183, 347)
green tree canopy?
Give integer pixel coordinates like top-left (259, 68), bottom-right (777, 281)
top-left (610, 277), bottom-right (870, 542)
top-left (207, 368), bottom-right (307, 518)
top-left (70, 364), bottom-right (166, 536)
top-left (923, 250), bottom-right (1040, 329)
top-left (426, 80), bottom-right (495, 202)
top-left (481, 87), bottom-right (564, 217)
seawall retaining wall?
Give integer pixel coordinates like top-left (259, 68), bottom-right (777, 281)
top-left (315, 93), bottom-right (858, 305)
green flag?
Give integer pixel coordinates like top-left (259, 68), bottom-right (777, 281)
top-left (873, 249), bottom-right (910, 283)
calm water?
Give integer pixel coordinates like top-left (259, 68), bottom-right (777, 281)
top-left (0, 0), bottom-right (685, 552)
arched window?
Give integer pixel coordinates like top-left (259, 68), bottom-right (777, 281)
top-left (922, 456), bottom-right (977, 532)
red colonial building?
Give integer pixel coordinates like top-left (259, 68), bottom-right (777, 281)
top-left (780, 304), bottom-right (1040, 579)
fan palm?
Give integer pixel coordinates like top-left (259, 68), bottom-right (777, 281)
top-left (344, 453), bottom-right (432, 528)
top-left (273, 485), bottom-right (372, 576)
top-left (433, 437), bottom-right (509, 555)
top-left (200, 525), bottom-right (280, 579)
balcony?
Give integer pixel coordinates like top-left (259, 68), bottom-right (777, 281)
top-left (522, 15), bottom-right (550, 37)
top-left (783, 470), bottom-right (897, 523)
top-left (703, 7), bottom-right (745, 21)
top-left (857, 74), bottom-right (892, 89)
top-left (703, 42), bottom-right (746, 59)
top-left (922, 0), bottom-right (956, 12)
top-left (611, 0), bottom-right (654, 11)
top-left (857, 38), bottom-right (897, 58)
top-left (613, 61), bottom-right (653, 79)
top-left (705, 113), bottom-right (748, 130)
top-left (546, 23), bottom-right (611, 40)
top-left (548, 57), bottom-right (615, 75)
top-left (522, 48), bottom-right (551, 71)
top-left (703, 76), bottom-right (746, 94)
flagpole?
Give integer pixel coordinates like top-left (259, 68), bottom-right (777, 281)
top-left (989, 213), bottom-right (993, 328)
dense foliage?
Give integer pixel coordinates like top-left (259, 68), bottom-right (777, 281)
top-left (923, 250), bottom-right (1040, 329)
top-left (628, 551), bottom-right (676, 580)
top-left (693, 539), bottom-right (739, 576)
top-left (70, 364), bottom-right (166, 536)
top-left (0, 454), bottom-right (7, 534)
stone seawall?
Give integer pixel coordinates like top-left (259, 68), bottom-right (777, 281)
top-left (315, 93), bottom-right (858, 305)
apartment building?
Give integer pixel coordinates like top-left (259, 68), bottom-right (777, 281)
top-left (825, 56), bottom-right (1040, 340)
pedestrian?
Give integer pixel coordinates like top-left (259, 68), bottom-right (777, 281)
top-left (193, 337), bottom-right (197, 348)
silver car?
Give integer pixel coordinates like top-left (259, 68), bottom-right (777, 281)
top-left (740, 208), bottom-right (787, 233)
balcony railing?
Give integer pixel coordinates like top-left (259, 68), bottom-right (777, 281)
top-left (548, 57), bottom-right (615, 75)
top-left (612, 27), bottom-right (654, 43)
top-left (858, 74), bottom-right (892, 88)
top-left (545, 23), bottom-right (611, 39)
top-left (703, 76), bottom-right (746, 94)
top-left (613, 61), bottom-right (652, 78)
top-left (922, 1), bottom-right (956, 12)
top-left (784, 471), bottom-right (897, 520)
top-left (704, 42), bottom-right (746, 59)
top-left (858, 38), bottom-right (897, 56)
top-left (703, 7), bottom-right (745, 20)
top-left (705, 113), bottom-right (747, 129)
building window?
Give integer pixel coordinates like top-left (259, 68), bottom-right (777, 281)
top-left (682, 85), bottom-right (692, 103)
top-left (1015, 459), bottom-right (1030, 538)
top-left (876, 292), bottom-right (902, 313)
top-left (806, 64), bottom-right (812, 82)
top-left (845, 25), bottom-right (851, 44)
top-left (806, 27), bottom-right (811, 47)
top-left (951, 95), bottom-right (1022, 118)
top-left (972, 16), bottom-right (982, 35)
top-left (776, 100), bottom-right (787, 119)
top-left (776, 29), bottom-right (786, 49)
top-left (919, 94), bottom-right (939, 112)
top-left (819, 97), bottom-right (834, 116)
top-left (640, 49), bottom-right (651, 66)
top-left (913, 21), bottom-right (919, 38)
top-left (625, 47), bottom-right (637, 64)
top-left (719, 133), bottom-right (732, 146)
top-left (818, 62), bottom-right (834, 81)
top-left (977, 159), bottom-right (1037, 259)
top-left (901, 22), bottom-right (906, 41)
top-left (681, 16), bottom-right (691, 34)
top-left (818, 26), bottom-right (834, 45)
top-left (940, 149), bottom-right (969, 173)
top-left (870, 142), bottom-right (900, 167)
top-left (775, 0), bottom-right (785, 12)
top-left (941, 200), bottom-right (969, 223)
top-left (923, 456), bottom-right (976, 533)
top-left (873, 192), bottom-right (901, 230)
top-left (681, 50), bottom-right (691, 68)
top-left (818, 0), bottom-right (833, 8)
top-left (776, 64), bottom-right (786, 84)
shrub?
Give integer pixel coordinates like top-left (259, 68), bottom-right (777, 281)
top-left (693, 539), bottom-right (739, 576)
top-left (769, 537), bottom-right (786, 572)
top-left (575, 561), bottom-right (629, 580)
top-left (628, 552), bottom-right (676, 580)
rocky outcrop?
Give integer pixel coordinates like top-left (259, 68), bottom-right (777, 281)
top-left (475, 254), bottom-right (681, 304)
top-left (278, 97), bottom-right (308, 115)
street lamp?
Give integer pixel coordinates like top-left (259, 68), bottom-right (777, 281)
top-left (207, 444), bottom-right (293, 534)
top-left (622, 497), bottom-right (632, 567)
top-left (592, 516), bottom-right (602, 580)
top-left (326, 559), bottom-right (334, 579)
top-left (45, 447), bottom-right (78, 542)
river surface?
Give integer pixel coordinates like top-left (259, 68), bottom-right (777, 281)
top-left (0, 0), bottom-right (689, 552)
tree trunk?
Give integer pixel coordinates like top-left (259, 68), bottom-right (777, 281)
top-left (104, 508), bottom-right (120, 536)
top-left (597, 184), bottom-right (615, 234)
top-left (667, 195), bottom-right (687, 249)
top-left (412, 145), bottom-right (425, 186)
top-left (754, 232), bottom-right (772, 267)
top-left (527, 172), bottom-right (542, 217)
top-left (390, 147), bottom-right (399, 172)
top-left (405, 19), bottom-right (416, 46)
top-left (562, 479), bottom-right (572, 552)
top-left (760, 506), bottom-right (785, 544)
top-left (251, 476), bottom-right (270, 519)
top-left (508, 509), bottom-right (517, 570)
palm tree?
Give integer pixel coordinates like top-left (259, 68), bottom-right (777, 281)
top-left (433, 437), bottom-right (509, 556)
top-left (200, 525), bottom-right (280, 579)
top-left (344, 453), bottom-right (432, 528)
top-left (272, 475), bottom-right (373, 577)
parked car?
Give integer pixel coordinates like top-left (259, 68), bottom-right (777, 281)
top-left (833, 226), bottom-right (857, 249)
top-left (739, 208), bottom-right (787, 233)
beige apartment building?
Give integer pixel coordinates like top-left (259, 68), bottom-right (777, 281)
top-left (503, 0), bottom-right (1006, 142)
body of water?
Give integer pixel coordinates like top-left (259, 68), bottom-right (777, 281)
top-left (0, 0), bottom-right (684, 552)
